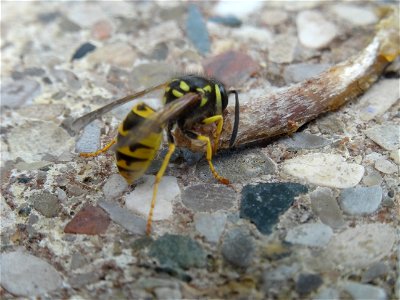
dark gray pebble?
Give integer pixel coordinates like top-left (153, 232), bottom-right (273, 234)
top-left (295, 273), bottom-right (323, 296)
top-left (209, 15), bottom-right (242, 27)
top-left (71, 42), bottom-right (96, 61)
top-left (30, 191), bottom-right (62, 218)
top-left (221, 227), bottom-right (255, 268)
top-left (186, 4), bottom-right (210, 55)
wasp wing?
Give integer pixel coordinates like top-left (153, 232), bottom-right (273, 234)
top-left (116, 92), bottom-right (201, 149)
top-left (71, 82), bottom-right (167, 133)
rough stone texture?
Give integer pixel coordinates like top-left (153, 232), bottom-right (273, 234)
top-left (1, 79), bottom-right (41, 108)
top-left (30, 191), bottom-right (62, 218)
top-left (339, 186), bottom-right (382, 215)
top-left (221, 227), bottom-right (255, 268)
top-left (194, 212), bottom-right (227, 243)
top-left (310, 187), bottom-right (345, 229)
top-left (365, 124), bottom-right (399, 151)
top-left (64, 205), bottom-right (110, 235)
top-left (102, 173), bottom-right (128, 200)
top-left (285, 223), bottom-right (333, 247)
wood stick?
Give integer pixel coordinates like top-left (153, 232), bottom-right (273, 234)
top-left (173, 8), bottom-right (399, 152)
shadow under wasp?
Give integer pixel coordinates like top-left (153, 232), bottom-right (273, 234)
top-left (72, 74), bottom-right (240, 235)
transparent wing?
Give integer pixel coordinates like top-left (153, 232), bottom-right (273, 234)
top-left (116, 92), bottom-right (201, 149)
top-left (71, 83), bottom-right (167, 133)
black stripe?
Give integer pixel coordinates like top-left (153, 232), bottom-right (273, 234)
top-left (117, 165), bottom-right (136, 173)
top-left (122, 111), bottom-right (146, 132)
top-left (116, 151), bottom-right (149, 165)
top-left (129, 143), bottom-right (154, 152)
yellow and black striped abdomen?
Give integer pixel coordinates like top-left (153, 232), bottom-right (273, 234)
top-left (115, 103), bottom-right (162, 184)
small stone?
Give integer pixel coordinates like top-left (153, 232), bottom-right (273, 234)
top-left (295, 273), bottom-right (323, 296)
top-left (356, 79), bottom-right (399, 121)
top-left (209, 15), bottom-right (242, 27)
top-left (64, 205), bottom-right (110, 235)
top-left (389, 149), bottom-right (400, 165)
top-left (340, 185), bottom-right (382, 215)
top-left (30, 191), bottom-right (61, 218)
top-left (262, 10), bottom-right (288, 26)
top-left (1, 79), bottom-right (41, 108)
top-left (365, 124), bottom-right (399, 151)
top-left (341, 281), bottom-right (387, 300)
top-left (314, 287), bottom-right (340, 300)
top-left (214, 0), bottom-right (263, 18)
top-left (285, 223), bottom-right (333, 247)
top-left (203, 51), bottom-right (260, 87)
top-left (71, 42), bottom-right (96, 61)
top-left (317, 115), bottom-right (345, 134)
top-left (148, 234), bottom-right (206, 269)
top-left (182, 184), bottom-right (236, 212)
top-left (69, 272), bottom-right (100, 289)
top-left (51, 69), bottom-right (81, 90)
top-left (23, 67), bottom-right (46, 77)
top-left (131, 62), bottom-right (172, 88)
top-left (221, 227), bottom-right (255, 268)
top-left (88, 42), bottom-right (137, 68)
top-left (374, 159), bottom-right (398, 174)
top-left (18, 205), bottom-right (31, 217)
top-left (282, 153), bottom-right (364, 189)
top-left (196, 149), bottom-right (276, 183)
top-left (58, 16), bottom-right (81, 32)
top-left (310, 187), bottom-right (345, 229)
top-left (154, 286), bottom-right (182, 300)
top-left (37, 11), bottom-right (60, 23)
top-left (284, 63), bottom-right (331, 84)
top-left (102, 174), bottom-right (128, 200)
top-left (1, 195), bottom-right (16, 229)
top-left (125, 175), bottom-right (179, 221)
top-left (194, 212), bottom-right (227, 243)
top-left (332, 4), bottom-right (378, 26)
top-left (325, 224), bottom-right (396, 268)
top-left (362, 169), bottom-right (383, 186)
top-left (75, 120), bottom-right (102, 154)
top-left (98, 200), bottom-right (146, 235)
top-left (268, 34), bottom-right (297, 64)
top-left (263, 264), bottom-right (299, 293)
top-left (8, 121), bottom-right (74, 163)
top-left (70, 251), bottom-right (89, 270)
top-left (231, 25), bottom-right (273, 51)
top-left (296, 10), bottom-right (337, 49)
top-left (150, 42), bottom-right (169, 61)
top-left (280, 132), bottom-right (331, 150)
top-left (240, 182), bottom-right (308, 234)
top-left (17, 104), bottom-right (65, 121)
top-left (362, 262), bottom-right (390, 283)
top-left (91, 20), bottom-right (112, 40)
top-left (186, 4), bottom-right (210, 55)
top-left (0, 251), bottom-right (62, 296)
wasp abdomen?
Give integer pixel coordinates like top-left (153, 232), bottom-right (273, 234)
top-left (115, 103), bottom-right (162, 184)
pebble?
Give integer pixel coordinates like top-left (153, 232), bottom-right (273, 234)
top-left (221, 227), bottom-right (255, 268)
top-left (182, 184), bottom-right (236, 212)
top-left (154, 286), bottom-right (182, 300)
top-left (51, 69), bottom-right (82, 90)
top-left (263, 264), bottom-right (299, 293)
top-left (332, 4), bottom-right (378, 26)
top-left (88, 42), bottom-right (137, 68)
top-left (0, 251), bottom-right (62, 296)
top-left (390, 149), bottom-right (399, 165)
top-left (30, 191), bottom-right (62, 218)
top-left (356, 79), bottom-right (400, 121)
top-left (268, 34), bottom-right (297, 64)
top-left (324, 223), bottom-right (396, 268)
top-left (149, 42), bottom-right (169, 61)
top-left (285, 223), bottom-right (333, 247)
top-left (202, 51), bottom-right (260, 87)
top-left (186, 4), bottom-right (210, 55)
top-left (365, 124), bottom-right (399, 151)
top-left (295, 273), bottom-right (323, 296)
top-left (283, 63), bottom-right (331, 84)
top-left (148, 234), bottom-right (206, 269)
top-left (232, 25), bottom-right (273, 51)
top-left (1, 195), bottom-right (16, 229)
top-left (102, 174), bottom-right (128, 200)
top-left (91, 20), bottom-right (113, 40)
top-left (17, 104), bottom-right (65, 121)
top-left (262, 10), bottom-right (288, 26)
top-left (214, 0), bottom-right (263, 18)
top-left (131, 62), bottom-right (172, 88)
top-left (296, 10), bottom-right (337, 49)
top-left (8, 121), bottom-right (74, 163)
top-left (317, 115), bottom-right (345, 134)
top-left (240, 182), bottom-right (308, 234)
top-left (71, 42), bottom-right (96, 61)
top-left (362, 169), bottom-right (383, 186)
top-left (339, 185), bottom-right (382, 215)
top-left (75, 120), bottom-right (102, 154)
top-left (58, 16), bottom-right (81, 32)
top-left (125, 175), bottom-right (179, 221)
top-left (196, 149), bottom-right (276, 183)
top-left (1, 79), bottom-right (41, 108)
top-left (362, 262), bottom-right (390, 283)
top-left (314, 287), bottom-right (340, 300)
top-left (280, 132), bottom-right (331, 150)
top-left (194, 212), bottom-right (227, 243)
top-left (67, 5), bottom-right (108, 27)
top-left (98, 200), bottom-right (146, 235)
top-left (64, 205), bottom-right (110, 235)
top-left (209, 15), bottom-right (242, 27)
top-left (69, 272), bottom-right (99, 289)
top-left (374, 159), bottom-right (398, 174)
top-left (310, 187), bottom-right (345, 229)
top-left (282, 153), bottom-right (365, 189)
top-left (341, 281), bottom-right (387, 300)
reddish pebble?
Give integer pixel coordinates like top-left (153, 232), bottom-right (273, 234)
top-left (202, 51), bottom-right (260, 87)
top-left (91, 20), bottom-right (112, 40)
top-left (64, 205), bottom-right (110, 235)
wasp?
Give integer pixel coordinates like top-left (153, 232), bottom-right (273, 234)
top-left (72, 74), bottom-right (240, 235)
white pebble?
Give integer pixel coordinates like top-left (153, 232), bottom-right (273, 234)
top-left (285, 223), bottom-right (333, 247)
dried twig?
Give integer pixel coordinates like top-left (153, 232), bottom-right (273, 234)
top-left (174, 8), bottom-right (399, 152)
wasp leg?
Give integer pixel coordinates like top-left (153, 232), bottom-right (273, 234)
top-left (146, 142), bottom-right (176, 235)
top-left (79, 138), bottom-right (116, 157)
top-left (202, 115), bottom-right (223, 154)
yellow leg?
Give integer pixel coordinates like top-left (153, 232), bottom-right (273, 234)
top-left (146, 143), bottom-right (176, 235)
top-left (197, 135), bottom-right (229, 185)
top-left (202, 115), bottom-right (223, 154)
top-left (80, 139), bottom-right (116, 157)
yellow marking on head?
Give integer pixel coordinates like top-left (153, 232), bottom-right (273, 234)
top-left (203, 85), bottom-right (212, 92)
top-left (172, 89), bottom-right (184, 98)
top-left (165, 86), bottom-right (171, 92)
top-left (200, 97), bottom-right (208, 107)
top-left (214, 84), bottom-right (222, 115)
top-left (179, 81), bottom-right (190, 92)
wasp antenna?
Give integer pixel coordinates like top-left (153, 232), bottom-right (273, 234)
top-left (228, 90), bottom-right (240, 148)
